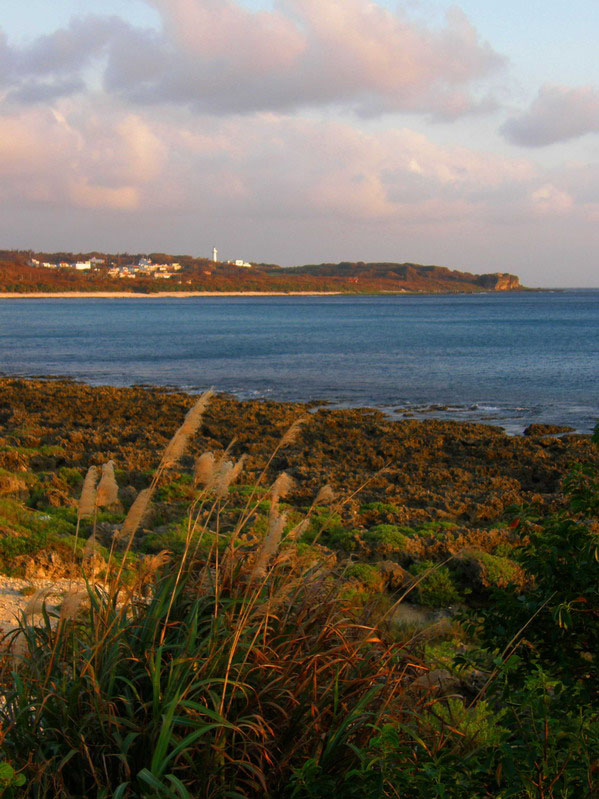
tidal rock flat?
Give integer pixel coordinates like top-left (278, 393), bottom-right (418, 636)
top-left (0, 377), bottom-right (595, 534)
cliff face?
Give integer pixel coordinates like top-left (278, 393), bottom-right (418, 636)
top-left (475, 273), bottom-right (521, 291)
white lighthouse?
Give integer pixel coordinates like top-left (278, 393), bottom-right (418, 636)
top-left (212, 247), bottom-right (218, 263)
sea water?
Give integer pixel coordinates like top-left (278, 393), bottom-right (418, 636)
top-left (0, 290), bottom-right (597, 433)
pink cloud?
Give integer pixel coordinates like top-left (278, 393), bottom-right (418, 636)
top-left (5, 100), bottom-right (598, 233)
top-left (127, 0), bottom-right (503, 117)
top-left (0, 103), bottom-right (163, 211)
top-left (0, 0), bottom-right (502, 119)
top-left (0, 103), bottom-right (534, 220)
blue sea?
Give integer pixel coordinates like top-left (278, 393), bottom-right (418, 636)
top-left (0, 290), bottom-right (597, 433)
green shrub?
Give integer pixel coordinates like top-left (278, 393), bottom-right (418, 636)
top-left (474, 551), bottom-right (522, 587)
top-left (325, 527), bottom-right (363, 552)
top-left (363, 524), bottom-right (408, 556)
top-left (303, 511), bottom-right (346, 544)
top-left (0, 762), bottom-right (26, 796)
top-left (56, 467), bottom-right (84, 489)
top-left (345, 562), bottom-right (382, 590)
top-left (0, 530), bottom-right (47, 572)
top-left (410, 560), bottom-right (462, 607)
top-left (0, 498), bottom-right (35, 534)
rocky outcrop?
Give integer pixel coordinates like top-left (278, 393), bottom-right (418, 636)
top-left (1, 378), bottom-right (596, 538)
top-left (475, 273), bottom-right (521, 290)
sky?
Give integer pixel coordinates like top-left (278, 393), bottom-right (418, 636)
top-left (1, 1), bottom-right (599, 286)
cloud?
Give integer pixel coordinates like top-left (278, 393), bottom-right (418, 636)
top-left (0, 102), bottom-right (166, 211)
top-left (110, 0), bottom-right (504, 118)
top-left (0, 0), bottom-right (504, 119)
top-left (3, 99), bottom-right (599, 285)
top-left (502, 85), bottom-right (599, 146)
top-left (531, 183), bottom-right (574, 215)
top-left (0, 99), bottom-right (536, 224)
top-left (0, 15), bottom-right (138, 104)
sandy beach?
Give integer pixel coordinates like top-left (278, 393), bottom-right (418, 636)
top-left (0, 291), bottom-right (344, 299)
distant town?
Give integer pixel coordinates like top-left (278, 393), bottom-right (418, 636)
top-left (28, 249), bottom-right (253, 282)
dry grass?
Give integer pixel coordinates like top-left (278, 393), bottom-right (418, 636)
top-left (76, 465), bottom-right (98, 520)
top-left (95, 460), bottom-right (119, 507)
top-left (0, 394), bottom-right (426, 797)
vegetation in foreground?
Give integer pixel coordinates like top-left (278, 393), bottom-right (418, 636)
top-left (0, 389), bottom-right (596, 797)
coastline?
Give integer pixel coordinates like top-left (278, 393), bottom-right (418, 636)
top-left (0, 375), bottom-right (595, 534)
top-left (0, 291), bottom-right (345, 299)
top-left (0, 289), bottom-right (541, 299)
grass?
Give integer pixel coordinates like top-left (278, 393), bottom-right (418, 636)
top-left (0, 399), bottom-right (415, 797)
top-left (0, 399), bottom-right (597, 797)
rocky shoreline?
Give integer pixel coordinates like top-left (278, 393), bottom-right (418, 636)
top-left (1, 377), bottom-right (596, 534)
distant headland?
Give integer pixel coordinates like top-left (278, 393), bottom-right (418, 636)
top-left (0, 250), bottom-right (523, 295)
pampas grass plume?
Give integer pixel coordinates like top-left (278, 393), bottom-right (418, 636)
top-left (230, 454), bottom-right (246, 484)
top-left (83, 533), bottom-right (98, 558)
top-left (161, 431), bottom-right (188, 469)
top-left (60, 590), bottom-right (89, 621)
top-left (180, 389), bottom-right (214, 435)
top-left (287, 518), bottom-right (310, 540)
top-left (116, 488), bottom-right (153, 542)
top-left (194, 451), bottom-right (215, 486)
top-left (96, 460), bottom-right (119, 507)
top-left (251, 510), bottom-right (288, 580)
top-left (24, 587), bottom-right (53, 617)
top-left (162, 389), bottom-right (214, 468)
top-left (213, 460), bottom-right (234, 498)
top-left (143, 549), bottom-right (171, 574)
top-left (280, 416), bottom-right (307, 448)
top-left (314, 484), bottom-right (335, 506)
top-left (78, 465), bottom-right (99, 520)
top-left (272, 472), bottom-right (294, 503)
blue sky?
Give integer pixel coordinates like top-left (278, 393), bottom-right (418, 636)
top-left (1, 0), bottom-right (598, 285)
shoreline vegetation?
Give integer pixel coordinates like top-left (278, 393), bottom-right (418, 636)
top-left (0, 250), bottom-right (524, 295)
top-left (0, 377), bottom-right (597, 796)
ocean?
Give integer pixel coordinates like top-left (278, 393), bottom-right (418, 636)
top-left (0, 290), bottom-right (597, 433)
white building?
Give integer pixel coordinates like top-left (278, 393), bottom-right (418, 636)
top-left (234, 259), bottom-right (252, 268)
top-left (74, 261), bottom-right (91, 271)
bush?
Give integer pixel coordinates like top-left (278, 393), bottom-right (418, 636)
top-left (363, 524), bottom-right (408, 556)
top-left (325, 527), bottom-right (363, 553)
top-left (410, 560), bottom-right (462, 608)
top-left (345, 562), bottom-right (383, 591)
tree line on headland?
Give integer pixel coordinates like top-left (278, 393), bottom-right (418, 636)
top-left (0, 250), bottom-right (522, 293)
